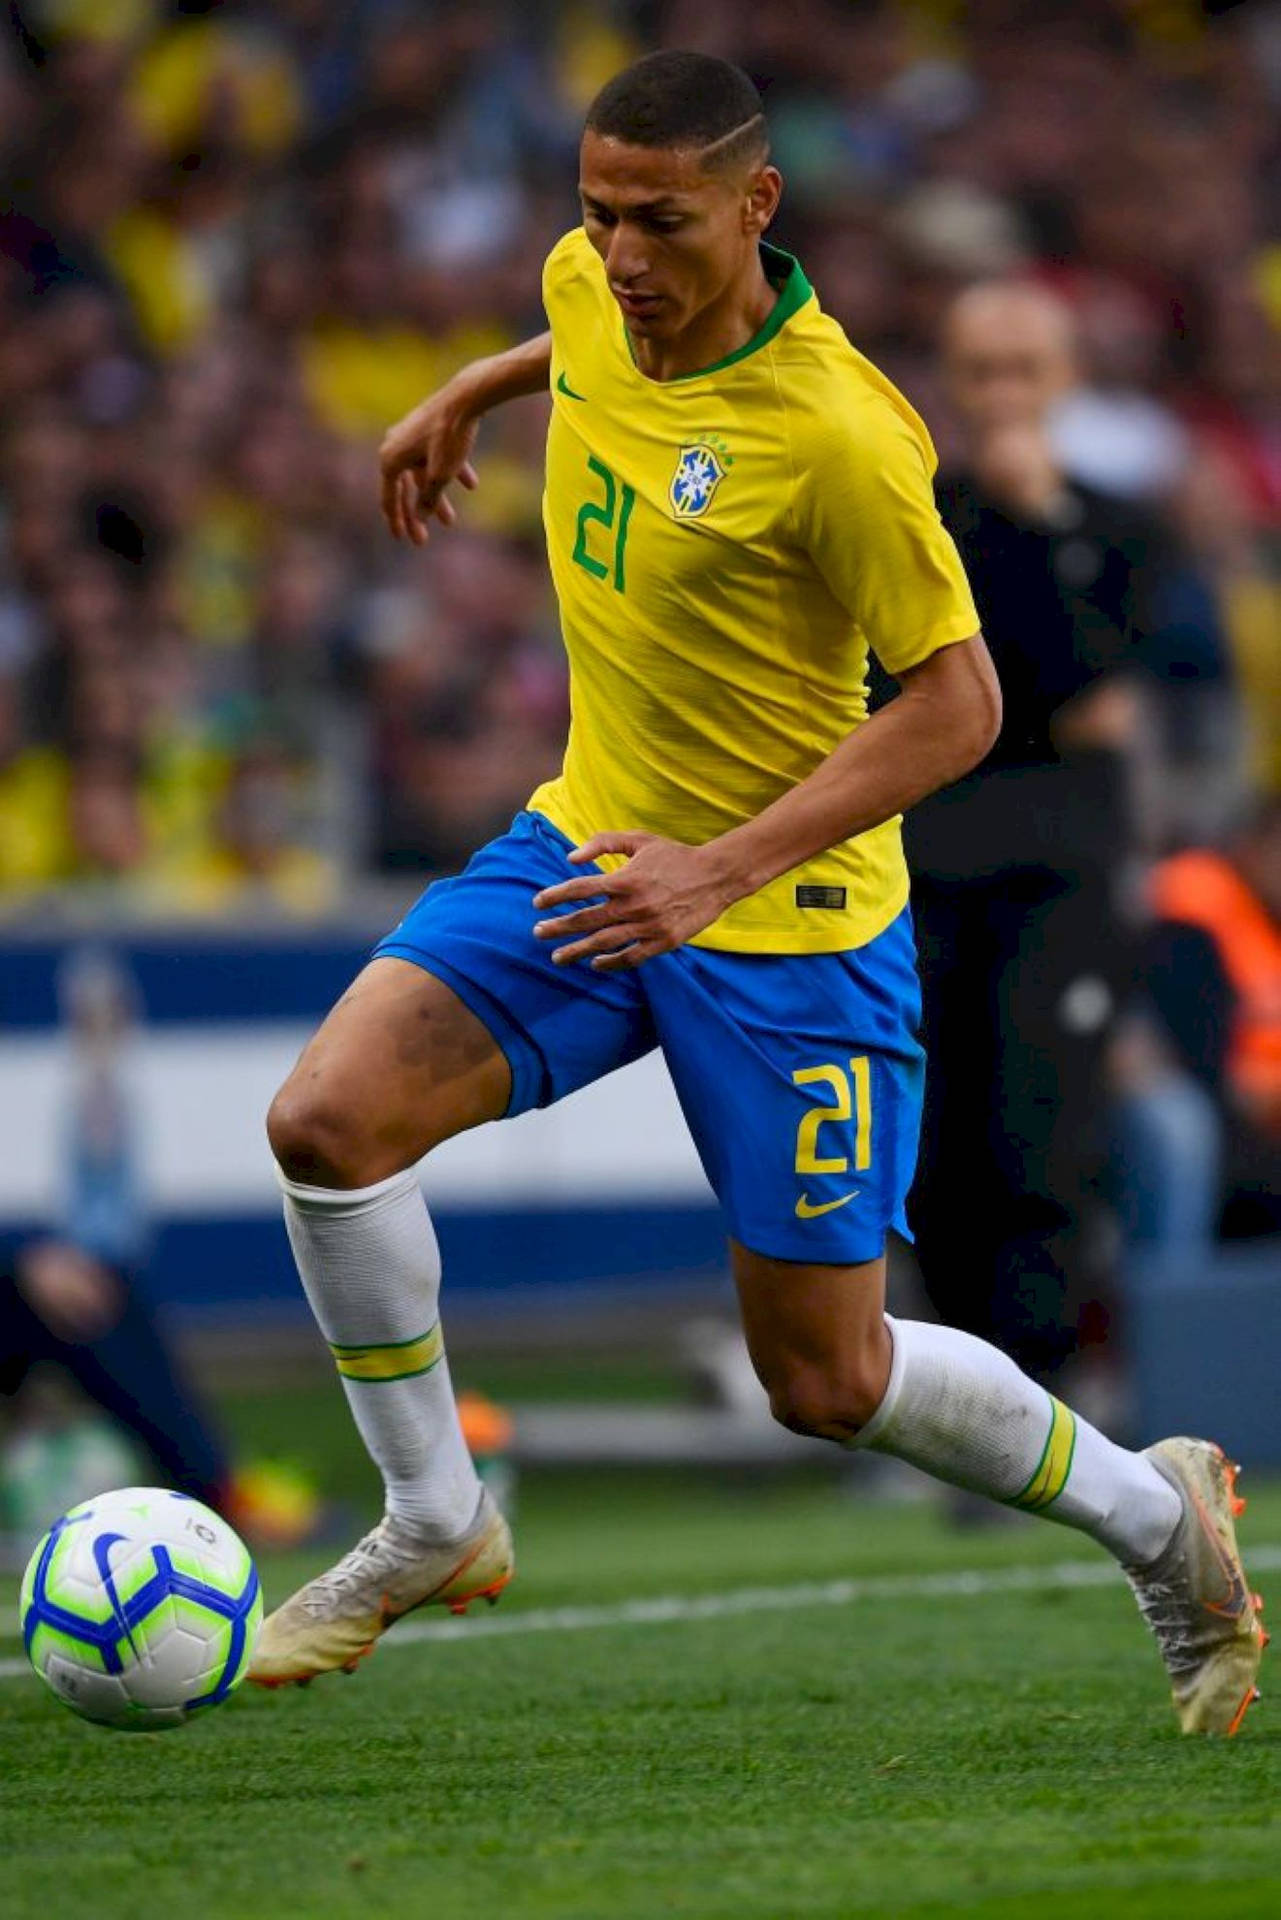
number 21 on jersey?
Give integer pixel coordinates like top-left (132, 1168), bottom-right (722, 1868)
top-left (572, 454), bottom-right (635, 594)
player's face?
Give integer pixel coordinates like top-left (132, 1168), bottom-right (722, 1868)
top-left (578, 132), bottom-right (776, 342)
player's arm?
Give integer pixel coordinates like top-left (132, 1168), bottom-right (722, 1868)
top-left (532, 634), bottom-right (999, 970)
top-left (716, 632), bottom-right (999, 879)
top-left (379, 332), bottom-right (552, 546)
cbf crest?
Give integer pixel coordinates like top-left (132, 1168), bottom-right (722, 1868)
top-left (670, 435), bottom-right (731, 519)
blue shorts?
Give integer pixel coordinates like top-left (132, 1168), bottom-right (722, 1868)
top-left (374, 812), bottom-right (925, 1265)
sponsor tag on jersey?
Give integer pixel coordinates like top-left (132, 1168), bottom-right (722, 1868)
top-left (795, 884), bottom-right (847, 910)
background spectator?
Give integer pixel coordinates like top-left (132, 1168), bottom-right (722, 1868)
top-left (904, 279), bottom-right (1170, 1387)
top-left (1115, 798), bottom-right (1281, 1271)
top-left (0, 943), bottom-right (319, 1546)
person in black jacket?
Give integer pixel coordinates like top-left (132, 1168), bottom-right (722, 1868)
top-left (907, 281), bottom-right (1223, 1383)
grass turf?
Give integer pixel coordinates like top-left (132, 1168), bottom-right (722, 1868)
top-left (2, 1393), bottom-right (1280, 1919)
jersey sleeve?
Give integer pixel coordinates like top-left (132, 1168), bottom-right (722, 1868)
top-left (791, 394), bottom-right (980, 676)
top-left (541, 227), bottom-right (595, 341)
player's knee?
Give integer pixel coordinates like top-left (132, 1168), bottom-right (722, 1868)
top-left (766, 1359), bottom-right (886, 1443)
top-left (267, 1081), bottom-right (375, 1188)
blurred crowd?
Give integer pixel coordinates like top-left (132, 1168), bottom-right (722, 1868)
top-left (0, 0), bottom-right (1275, 923)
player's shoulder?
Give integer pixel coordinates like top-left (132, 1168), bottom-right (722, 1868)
top-left (773, 302), bottom-right (937, 478)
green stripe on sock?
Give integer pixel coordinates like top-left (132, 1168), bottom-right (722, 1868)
top-left (1010, 1397), bottom-right (1077, 1512)
top-left (329, 1322), bottom-right (444, 1383)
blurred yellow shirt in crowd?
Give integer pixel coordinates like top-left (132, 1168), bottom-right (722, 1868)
top-left (0, 747), bottom-right (70, 890)
top-left (130, 17), bottom-right (302, 157)
top-left (303, 321), bottom-right (512, 441)
top-left (1225, 575), bottom-right (1281, 794)
top-left (157, 843), bottom-right (337, 919)
top-left (530, 228), bottom-right (979, 954)
top-left (107, 209), bottom-right (213, 354)
top-left (175, 492), bottom-right (268, 649)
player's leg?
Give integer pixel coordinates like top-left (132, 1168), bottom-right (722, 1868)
top-left (266, 954), bottom-right (510, 1539)
top-left (253, 812), bottom-right (656, 1684)
top-left (732, 1240), bottom-right (1170, 1554)
top-left (653, 916), bottom-right (1264, 1733)
top-left (733, 1242), bottom-right (1266, 1733)
top-left (251, 958), bottom-right (517, 1682)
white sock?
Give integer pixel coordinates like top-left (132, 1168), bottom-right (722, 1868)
top-left (854, 1316), bottom-right (1181, 1567)
top-left (278, 1167), bottom-right (483, 1542)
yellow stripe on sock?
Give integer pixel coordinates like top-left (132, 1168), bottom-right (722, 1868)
top-left (1011, 1396), bottom-right (1077, 1512)
top-left (329, 1322), bottom-right (444, 1383)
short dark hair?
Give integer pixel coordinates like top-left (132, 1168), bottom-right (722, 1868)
top-left (585, 51), bottom-right (768, 171)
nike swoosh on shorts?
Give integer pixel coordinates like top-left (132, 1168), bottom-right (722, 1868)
top-left (795, 1190), bottom-right (859, 1219)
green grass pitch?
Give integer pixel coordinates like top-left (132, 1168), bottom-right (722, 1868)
top-left (2, 1391), bottom-right (1280, 1919)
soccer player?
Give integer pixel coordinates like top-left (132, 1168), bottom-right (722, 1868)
top-left (249, 52), bottom-right (1264, 1733)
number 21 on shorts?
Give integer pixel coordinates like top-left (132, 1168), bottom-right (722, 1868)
top-left (792, 1057), bottom-right (872, 1175)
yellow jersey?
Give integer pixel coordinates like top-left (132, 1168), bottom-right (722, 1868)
top-left (528, 227), bottom-right (979, 953)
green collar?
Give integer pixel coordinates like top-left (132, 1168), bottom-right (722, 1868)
top-left (623, 242), bottom-right (812, 383)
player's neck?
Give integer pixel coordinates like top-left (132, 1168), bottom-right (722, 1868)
top-left (629, 253), bottom-right (778, 382)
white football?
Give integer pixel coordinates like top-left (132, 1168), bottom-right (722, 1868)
top-left (18, 1485), bottom-right (262, 1731)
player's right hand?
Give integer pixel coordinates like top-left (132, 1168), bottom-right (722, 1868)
top-left (379, 394), bottom-right (480, 547)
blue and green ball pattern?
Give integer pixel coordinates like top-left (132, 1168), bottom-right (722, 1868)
top-left (20, 1492), bottom-right (261, 1729)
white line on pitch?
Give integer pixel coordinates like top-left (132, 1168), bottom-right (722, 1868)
top-left (5, 1543), bottom-right (1280, 1681)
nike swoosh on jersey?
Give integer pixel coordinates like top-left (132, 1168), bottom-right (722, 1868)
top-left (795, 1190), bottom-right (860, 1219)
top-left (556, 371), bottom-right (587, 401)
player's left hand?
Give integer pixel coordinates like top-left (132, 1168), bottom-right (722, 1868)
top-left (532, 831), bottom-right (737, 970)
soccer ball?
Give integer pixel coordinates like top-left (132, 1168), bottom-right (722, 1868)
top-left (18, 1486), bottom-right (262, 1732)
